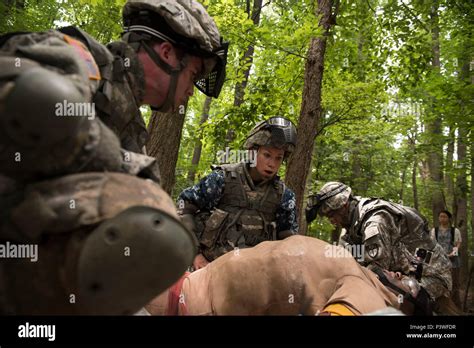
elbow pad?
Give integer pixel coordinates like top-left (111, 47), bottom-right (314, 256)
top-left (2, 66), bottom-right (89, 148)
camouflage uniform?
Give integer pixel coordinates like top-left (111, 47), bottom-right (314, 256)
top-left (307, 182), bottom-right (452, 301)
top-left (0, 27), bottom-right (159, 181)
top-left (0, 0), bottom-right (227, 314)
top-left (178, 162), bottom-right (298, 261)
top-left (341, 197), bottom-right (452, 300)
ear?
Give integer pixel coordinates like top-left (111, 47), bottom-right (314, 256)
top-left (155, 41), bottom-right (176, 64)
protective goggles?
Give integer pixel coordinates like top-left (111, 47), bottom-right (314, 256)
top-left (249, 117), bottom-right (297, 147)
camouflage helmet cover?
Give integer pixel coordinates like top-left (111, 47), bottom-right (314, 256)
top-left (316, 182), bottom-right (352, 214)
top-left (123, 0), bottom-right (221, 53)
top-left (122, 0), bottom-right (228, 98)
top-left (244, 117), bottom-right (296, 155)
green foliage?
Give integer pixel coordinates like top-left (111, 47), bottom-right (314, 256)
top-left (3, 0), bottom-right (471, 243)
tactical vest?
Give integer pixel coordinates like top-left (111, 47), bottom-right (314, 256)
top-left (434, 226), bottom-right (460, 268)
top-left (200, 162), bottom-right (284, 261)
top-left (345, 197), bottom-right (436, 250)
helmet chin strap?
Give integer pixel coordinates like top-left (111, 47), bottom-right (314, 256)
top-left (140, 40), bottom-right (189, 112)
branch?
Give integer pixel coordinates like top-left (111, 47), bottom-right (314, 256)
top-left (365, 0), bottom-right (384, 30)
top-left (252, 0), bottom-right (271, 22)
top-left (316, 105), bottom-right (357, 136)
top-left (331, 0), bottom-right (340, 26)
top-left (399, 2), bottom-right (430, 33)
top-left (229, 31), bottom-right (309, 59)
top-left (276, 66), bottom-right (305, 113)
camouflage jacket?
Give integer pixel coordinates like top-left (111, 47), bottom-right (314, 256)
top-left (340, 197), bottom-right (452, 300)
top-left (0, 27), bottom-right (159, 182)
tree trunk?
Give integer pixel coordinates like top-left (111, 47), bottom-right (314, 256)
top-left (350, 141), bottom-right (366, 195)
top-left (471, 134), bottom-right (474, 283)
top-left (455, 127), bottom-right (468, 282)
top-left (225, 0), bottom-right (263, 144)
top-left (400, 167), bottom-right (406, 203)
top-left (146, 108), bottom-right (186, 195)
top-left (445, 127), bottom-right (455, 215)
top-left (412, 154), bottom-right (419, 211)
top-left (285, 0), bottom-right (336, 234)
top-left (234, 0), bottom-right (262, 106)
top-left (187, 97), bottom-right (212, 183)
top-left (426, 0), bottom-right (445, 225)
top-left (409, 134), bottom-right (419, 211)
top-left (456, 38), bottom-right (472, 284)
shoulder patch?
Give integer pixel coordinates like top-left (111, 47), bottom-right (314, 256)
top-left (63, 34), bottom-right (101, 80)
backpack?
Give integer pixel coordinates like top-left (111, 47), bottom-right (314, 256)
top-left (434, 226), bottom-right (455, 245)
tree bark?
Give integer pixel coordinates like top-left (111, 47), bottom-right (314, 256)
top-left (455, 127), bottom-right (468, 281)
top-left (400, 167), bottom-right (406, 203)
top-left (234, 0), bottom-right (262, 106)
top-left (426, 0), bottom-right (446, 225)
top-left (225, 0), bottom-right (263, 144)
top-left (412, 155), bottom-right (419, 211)
top-left (471, 134), bottom-right (474, 281)
top-left (350, 141), bottom-right (367, 195)
top-left (456, 36), bottom-right (472, 284)
top-left (285, 0), bottom-right (336, 234)
top-left (445, 127), bottom-right (455, 215)
top-left (409, 133), bottom-right (419, 211)
top-left (146, 108), bottom-right (186, 195)
top-left (187, 97), bottom-right (212, 183)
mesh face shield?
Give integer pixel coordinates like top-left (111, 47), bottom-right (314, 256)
top-left (194, 40), bottom-right (228, 98)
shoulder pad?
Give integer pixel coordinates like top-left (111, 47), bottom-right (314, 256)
top-left (217, 162), bottom-right (243, 172)
top-left (62, 34), bottom-right (101, 81)
top-left (58, 26), bottom-right (113, 67)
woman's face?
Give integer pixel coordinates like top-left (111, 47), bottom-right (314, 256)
top-left (438, 212), bottom-right (450, 226)
top-left (254, 146), bottom-right (284, 180)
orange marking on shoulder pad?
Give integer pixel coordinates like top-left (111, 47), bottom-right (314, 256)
top-left (63, 34), bottom-right (101, 81)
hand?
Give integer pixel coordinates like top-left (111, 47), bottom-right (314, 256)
top-left (193, 254), bottom-right (209, 270)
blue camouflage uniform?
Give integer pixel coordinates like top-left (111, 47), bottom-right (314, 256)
top-left (178, 162), bottom-right (298, 261)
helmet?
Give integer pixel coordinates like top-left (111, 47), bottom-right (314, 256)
top-left (122, 0), bottom-right (228, 107)
top-left (244, 117), bottom-right (297, 156)
top-left (306, 182), bottom-right (352, 221)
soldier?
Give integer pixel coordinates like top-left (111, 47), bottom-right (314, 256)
top-left (306, 182), bottom-right (452, 313)
top-left (0, 0), bottom-right (227, 314)
top-left (178, 117), bottom-right (299, 270)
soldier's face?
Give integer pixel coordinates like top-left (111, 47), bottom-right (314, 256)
top-left (174, 55), bottom-right (205, 110)
top-left (325, 204), bottom-right (350, 228)
top-left (139, 42), bottom-right (204, 111)
top-left (254, 146), bottom-right (284, 180)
